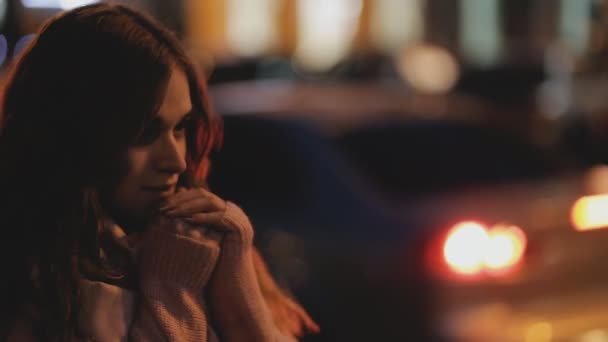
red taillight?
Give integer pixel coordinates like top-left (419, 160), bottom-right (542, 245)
top-left (442, 221), bottom-right (527, 276)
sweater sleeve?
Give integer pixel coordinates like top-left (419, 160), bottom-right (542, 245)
top-left (129, 227), bottom-right (220, 342)
top-left (208, 202), bottom-right (288, 342)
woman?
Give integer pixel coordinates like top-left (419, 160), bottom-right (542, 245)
top-left (0, 3), bottom-right (317, 341)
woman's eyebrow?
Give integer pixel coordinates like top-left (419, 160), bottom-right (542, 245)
top-left (174, 109), bottom-right (194, 126)
top-left (157, 109), bottom-right (194, 127)
top-left (178, 109), bottom-right (195, 121)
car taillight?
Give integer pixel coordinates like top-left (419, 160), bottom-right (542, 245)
top-left (442, 221), bottom-right (527, 276)
top-left (571, 194), bottom-right (608, 231)
top-left (484, 225), bottom-right (527, 273)
top-left (443, 222), bottom-right (488, 275)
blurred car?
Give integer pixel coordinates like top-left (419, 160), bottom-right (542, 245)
top-left (417, 173), bottom-right (608, 341)
top-left (207, 79), bottom-right (608, 341)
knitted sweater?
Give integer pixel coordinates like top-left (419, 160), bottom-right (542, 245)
top-left (8, 202), bottom-right (295, 342)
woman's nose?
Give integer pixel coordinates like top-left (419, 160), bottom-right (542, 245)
top-left (156, 136), bottom-right (187, 174)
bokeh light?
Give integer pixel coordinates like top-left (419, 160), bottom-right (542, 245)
top-left (484, 224), bottom-right (527, 271)
top-left (443, 222), bottom-right (488, 275)
top-left (22, 0), bottom-right (98, 10)
top-left (293, 0), bottom-right (362, 71)
top-left (397, 43), bottom-right (460, 94)
top-left (572, 194), bottom-right (608, 231)
top-left (525, 321), bottom-right (553, 342)
top-left (580, 329), bottom-right (608, 342)
top-left (226, 0), bottom-right (279, 57)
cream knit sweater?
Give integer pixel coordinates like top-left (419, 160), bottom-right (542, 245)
top-left (9, 202), bottom-right (295, 342)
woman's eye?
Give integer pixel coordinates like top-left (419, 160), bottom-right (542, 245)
top-left (134, 123), bottom-right (161, 146)
top-left (174, 115), bottom-right (192, 134)
top-left (174, 123), bottom-right (186, 133)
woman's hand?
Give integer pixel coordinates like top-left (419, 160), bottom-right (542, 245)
top-left (133, 187), bottom-right (230, 290)
top-left (158, 187), bottom-right (313, 341)
top-left (160, 188), bottom-right (275, 341)
top-left (160, 187), bottom-right (226, 226)
top-left (159, 187), bottom-right (254, 254)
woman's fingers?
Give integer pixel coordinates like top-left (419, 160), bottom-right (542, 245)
top-left (160, 190), bottom-right (253, 252)
top-left (184, 211), bottom-right (251, 241)
top-left (186, 228), bottom-right (203, 240)
top-left (163, 196), bottom-right (219, 217)
top-left (174, 221), bottom-right (186, 234)
top-left (160, 190), bottom-right (199, 211)
top-left (184, 212), bottom-right (224, 226)
top-left (157, 187), bottom-right (233, 239)
top-left (161, 188), bottom-right (227, 225)
top-left (155, 217), bottom-right (215, 242)
top-left (162, 187), bottom-right (225, 212)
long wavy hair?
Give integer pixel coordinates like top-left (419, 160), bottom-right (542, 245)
top-left (0, 4), bottom-right (220, 340)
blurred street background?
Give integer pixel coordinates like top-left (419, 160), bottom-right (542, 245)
top-left (6, 0), bottom-right (608, 341)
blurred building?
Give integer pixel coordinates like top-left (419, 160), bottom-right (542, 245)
top-left (182, 0), bottom-right (596, 71)
top-left (0, 0), bottom-right (596, 72)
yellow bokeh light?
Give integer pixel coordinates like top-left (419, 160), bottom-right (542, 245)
top-left (397, 43), bottom-right (460, 94)
top-left (525, 321), bottom-right (552, 342)
top-left (580, 329), bottom-right (608, 342)
top-left (571, 194), bottom-right (608, 231)
top-left (484, 225), bottom-right (526, 270)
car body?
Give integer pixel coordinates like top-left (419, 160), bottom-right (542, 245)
top-left (207, 79), bottom-right (608, 341)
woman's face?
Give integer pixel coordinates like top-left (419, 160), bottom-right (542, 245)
top-left (110, 65), bottom-right (193, 224)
